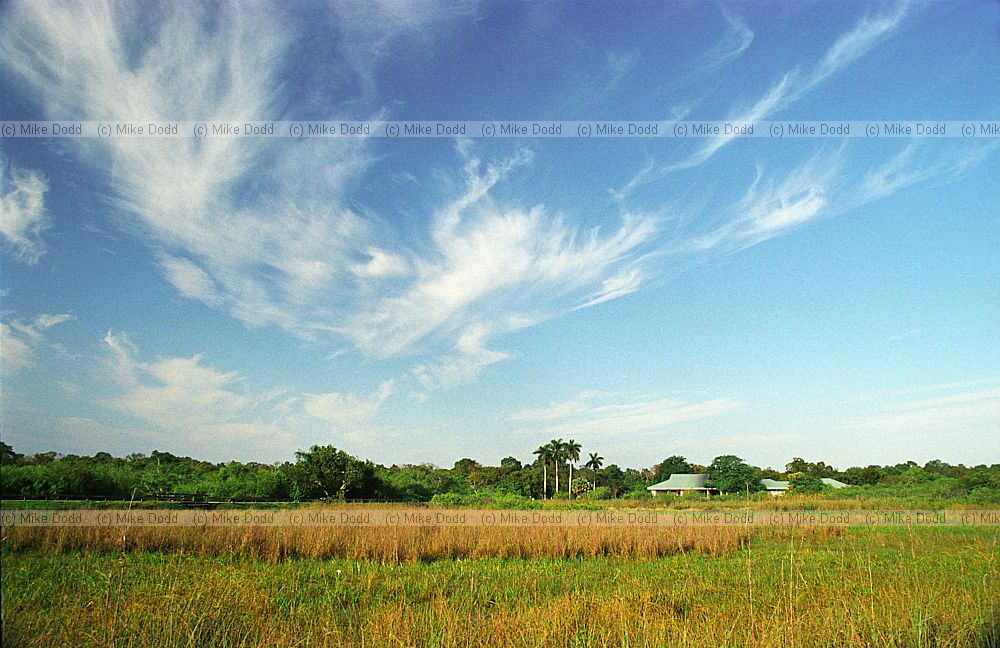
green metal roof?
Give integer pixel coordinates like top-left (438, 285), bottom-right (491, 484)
top-left (760, 477), bottom-right (848, 490)
top-left (648, 474), bottom-right (849, 492)
top-left (647, 473), bottom-right (710, 490)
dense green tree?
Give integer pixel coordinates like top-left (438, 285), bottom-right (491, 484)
top-left (285, 445), bottom-right (377, 500)
top-left (453, 458), bottom-right (481, 474)
top-left (0, 442), bottom-right (21, 466)
top-left (31, 451), bottom-right (58, 465)
top-left (960, 467), bottom-right (1000, 492)
top-left (923, 459), bottom-right (965, 479)
top-left (601, 464), bottom-right (625, 497)
top-left (785, 457), bottom-right (810, 474)
top-left (500, 456), bottom-right (522, 470)
top-left (788, 473), bottom-right (824, 493)
top-left (653, 455), bottom-right (693, 482)
top-left (2, 442), bottom-right (996, 505)
top-left (467, 465), bottom-right (506, 490)
top-left (495, 469), bottom-right (534, 497)
top-left (377, 464), bottom-right (467, 501)
top-left (785, 457), bottom-right (835, 478)
top-left (708, 455), bottom-right (762, 494)
top-left (760, 467), bottom-right (783, 480)
top-left (840, 465), bottom-right (886, 486)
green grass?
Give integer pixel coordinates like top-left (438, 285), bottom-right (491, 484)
top-left (2, 526), bottom-right (997, 647)
top-left (2, 487), bottom-right (995, 511)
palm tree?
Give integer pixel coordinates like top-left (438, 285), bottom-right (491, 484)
top-left (585, 452), bottom-right (604, 490)
top-left (550, 438), bottom-right (565, 494)
top-left (565, 439), bottom-right (581, 497)
top-left (533, 444), bottom-right (552, 499)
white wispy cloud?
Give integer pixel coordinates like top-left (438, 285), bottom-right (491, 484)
top-left (303, 380), bottom-right (395, 426)
top-left (629, 6), bottom-right (753, 135)
top-left (693, 148), bottom-right (842, 252)
top-left (0, 322), bottom-right (33, 375)
top-left (411, 323), bottom-right (511, 392)
top-left (156, 254), bottom-right (224, 307)
top-left (693, 135), bottom-right (996, 256)
top-left (329, 0), bottom-right (477, 99)
top-left (0, 154), bottom-right (49, 264)
top-left (887, 328), bottom-right (922, 343)
top-left (508, 390), bottom-right (744, 440)
top-left (616, 1), bottom-right (910, 196)
top-left (858, 140), bottom-right (1000, 204)
top-left (557, 48), bottom-right (642, 115)
top-left (99, 330), bottom-right (397, 457)
top-left (896, 378), bottom-right (1000, 396)
top-left (806, 1), bottom-right (909, 91)
top-left (575, 267), bottom-right (645, 310)
top-left (103, 330), bottom-right (252, 431)
top-left (1, 1), bottom-right (375, 338)
top-left (701, 8), bottom-right (754, 74)
top-left (342, 144), bottom-right (658, 388)
top-left (681, 72), bottom-right (795, 172)
top-left (0, 313), bottom-right (72, 376)
top-left (843, 379), bottom-right (1000, 435)
top-left (33, 313), bottom-right (72, 330)
top-left (2, 3), bottom-right (658, 393)
top-left (350, 247), bottom-right (410, 278)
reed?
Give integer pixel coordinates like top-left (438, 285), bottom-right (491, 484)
top-left (2, 520), bottom-right (996, 647)
top-left (1, 523), bottom-right (767, 562)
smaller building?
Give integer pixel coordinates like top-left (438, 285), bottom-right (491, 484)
top-left (760, 478), bottom-right (790, 495)
top-left (647, 473), bottom-right (715, 496)
top-left (760, 477), bottom-right (849, 495)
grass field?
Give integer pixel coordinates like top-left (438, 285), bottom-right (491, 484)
top-left (1, 491), bottom-right (995, 511)
top-left (2, 517), bottom-right (998, 647)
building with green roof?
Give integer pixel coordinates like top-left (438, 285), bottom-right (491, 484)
top-left (760, 477), bottom-right (849, 495)
top-left (647, 473), bottom-right (715, 495)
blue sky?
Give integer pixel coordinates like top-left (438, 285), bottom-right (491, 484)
top-left (1, 0), bottom-right (998, 470)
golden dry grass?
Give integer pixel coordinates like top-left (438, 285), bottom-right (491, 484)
top-left (2, 523), bottom-right (763, 561)
top-left (2, 519), bottom-right (997, 647)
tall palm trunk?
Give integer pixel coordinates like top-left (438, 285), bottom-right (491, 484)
top-left (542, 463), bottom-right (547, 499)
top-left (554, 459), bottom-right (559, 494)
top-left (568, 463), bottom-right (573, 497)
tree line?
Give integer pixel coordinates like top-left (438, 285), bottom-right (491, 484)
top-left (1, 441), bottom-right (998, 503)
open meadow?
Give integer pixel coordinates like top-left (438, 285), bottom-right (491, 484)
top-left (3, 1), bottom-right (999, 646)
top-left (2, 514), bottom-right (998, 647)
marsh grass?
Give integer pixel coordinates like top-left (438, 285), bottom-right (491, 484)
top-left (2, 522), bottom-right (997, 647)
top-left (1, 524), bottom-right (760, 562)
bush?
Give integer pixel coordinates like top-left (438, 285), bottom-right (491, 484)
top-left (623, 488), bottom-right (652, 500)
top-left (484, 492), bottom-right (542, 510)
top-left (789, 473), bottom-right (824, 494)
top-left (580, 486), bottom-right (612, 500)
top-left (429, 492), bottom-right (469, 507)
top-left (429, 491), bottom-right (542, 509)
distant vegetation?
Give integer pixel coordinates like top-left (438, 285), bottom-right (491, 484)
top-left (2, 441), bottom-right (998, 505)
top-left (3, 438), bottom-right (999, 647)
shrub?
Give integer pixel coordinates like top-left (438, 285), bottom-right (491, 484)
top-left (429, 492), bottom-right (468, 507)
top-left (581, 486), bottom-right (612, 500)
top-left (789, 473), bottom-right (824, 494)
